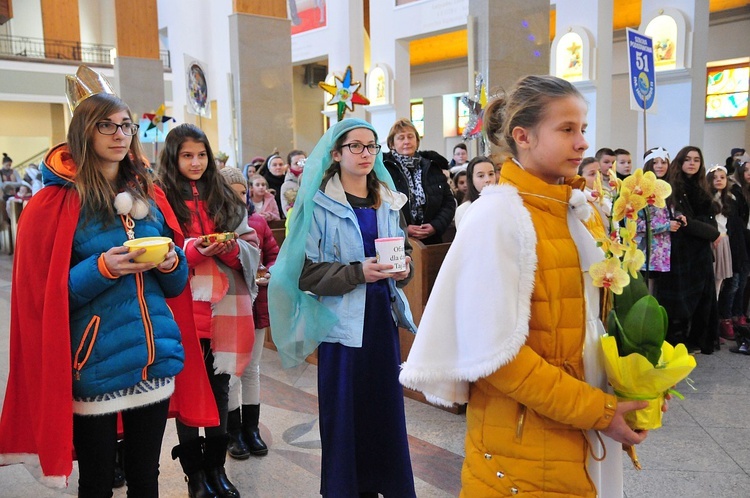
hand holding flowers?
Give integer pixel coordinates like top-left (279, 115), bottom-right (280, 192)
top-left (588, 166), bottom-right (696, 469)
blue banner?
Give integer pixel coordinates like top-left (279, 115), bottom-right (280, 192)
top-left (626, 28), bottom-right (656, 111)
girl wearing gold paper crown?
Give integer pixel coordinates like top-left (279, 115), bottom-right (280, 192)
top-left (400, 75), bottom-right (649, 497)
top-left (0, 66), bottom-right (217, 496)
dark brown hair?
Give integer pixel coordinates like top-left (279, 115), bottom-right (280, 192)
top-left (642, 147), bottom-right (670, 177)
top-left (157, 123), bottom-right (244, 234)
top-left (465, 156), bottom-right (495, 203)
top-left (666, 146), bottom-right (710, 209)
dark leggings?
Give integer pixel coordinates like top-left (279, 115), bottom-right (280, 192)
top-left (73, 398), bottom-right (170, 498)
top-left (176, 339), bottom-right (230, 442)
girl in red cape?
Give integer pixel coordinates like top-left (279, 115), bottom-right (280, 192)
top-left (0, 74), bottom-right (217, 494)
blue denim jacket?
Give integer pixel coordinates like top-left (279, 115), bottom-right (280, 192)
top-left (305, 174), bottom-right (417, 347)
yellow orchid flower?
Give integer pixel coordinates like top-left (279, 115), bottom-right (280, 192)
top-left (623, 243), bottom-right (646, 278)
top-left (597, 230), bottom-right (628, 258)
top-left (647, 179), bottom-right (673, 208)
top-left (622, 169), bottom-right (656, 198)
top-left (591, 171), bottom-right (604, 204)
top-left (590, 257), bottom-right (631, 294)
top-left (620, 219), bottom-right (639, 248)
top-left (613, 186), bottom-right (648, 222)
top-left (608, 166), bottom-right (621, 192)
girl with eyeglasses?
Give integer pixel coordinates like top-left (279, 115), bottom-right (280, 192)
top-left (269, 118), bottom-right (418, 497)
top-left (0, 67), bottom-right (217, 496)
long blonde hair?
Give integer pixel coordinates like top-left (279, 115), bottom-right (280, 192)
top-left (67, 93), bottom-right (152, 221)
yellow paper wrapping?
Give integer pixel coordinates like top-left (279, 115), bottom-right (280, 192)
top-left (600, 336), bottom-right (697, 430)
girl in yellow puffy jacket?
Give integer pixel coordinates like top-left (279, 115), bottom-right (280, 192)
top-left (400, 75), bottom-right (649, 497)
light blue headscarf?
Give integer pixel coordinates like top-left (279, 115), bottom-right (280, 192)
top-left (268, 118), bottom-right (396, 368)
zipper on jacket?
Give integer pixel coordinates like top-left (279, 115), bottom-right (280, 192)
top-left (190, 181), bottom-right (208, 235)
top-left (515, 405), bottom-right (527, 443)
top-left (73, 315), bottom-right (101, 380)
top-left (135, 271), bottom-right (156, 380)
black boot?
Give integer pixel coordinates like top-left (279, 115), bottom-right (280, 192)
top-left (242, 404), bottom-right (268, 456)
top-left (204, 435), bottom-right (240, 497)
top-left (171, 437), bottom-right (218, 498)
top-left (112, 439), bottom-right (125, 488)
top-left (227, 408), bottom-right (250, 460)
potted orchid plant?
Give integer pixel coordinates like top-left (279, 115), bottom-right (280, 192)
top-left (588, 167), bottom-right (696, 469)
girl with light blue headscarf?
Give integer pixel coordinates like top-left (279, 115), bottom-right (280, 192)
top-left (269, 118), bottom-right (417, 497)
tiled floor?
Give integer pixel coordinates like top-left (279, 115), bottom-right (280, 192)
top-left (1, 251), bottom-right (749, 497)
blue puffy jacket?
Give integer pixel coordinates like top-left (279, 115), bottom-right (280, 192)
top-left (42, 161), bottom-right (187, 399)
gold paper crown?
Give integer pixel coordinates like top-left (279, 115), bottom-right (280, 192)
top-left (65, 65), bottom-right (116, 115)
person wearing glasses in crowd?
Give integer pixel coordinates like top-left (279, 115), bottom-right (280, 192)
top-left (0, 66), bottom-right (217, 497)
top-left (281, 149), bottom-right (307, 215)
top-left (383, 118), bottom-right (455, 245)
top-left (269, 118), bottom-right (417, 497)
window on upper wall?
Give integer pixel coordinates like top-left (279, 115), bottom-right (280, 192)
top-left (456, 97), bottom-right (470, 136)
top-left (410, 100), bottom-right (424, 138)
top-left (705, 63), bottom-right (749, 120)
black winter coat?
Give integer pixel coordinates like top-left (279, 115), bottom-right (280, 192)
top-left (383, 151), bottom-right (456, 245)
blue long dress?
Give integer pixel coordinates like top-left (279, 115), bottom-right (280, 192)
top-left (317, 198), bottom-right (416, 498)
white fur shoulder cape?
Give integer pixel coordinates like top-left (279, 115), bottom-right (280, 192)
top-left (398, 183), bottom-right (602, 406)
top-left (398, 184), bottom-right (538, 405)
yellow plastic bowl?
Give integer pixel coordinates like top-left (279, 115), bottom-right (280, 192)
top-left (123, 236), bottom-right (172, 264)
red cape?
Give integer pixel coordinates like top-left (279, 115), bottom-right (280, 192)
top-left (0, 144), bottom-right (218, 484)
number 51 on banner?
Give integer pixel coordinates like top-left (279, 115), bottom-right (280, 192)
top-left (626, 28), bottom-right (657, 113)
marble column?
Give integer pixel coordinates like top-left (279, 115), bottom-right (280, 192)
top-left (229, 13), bottom-right (293, 163)
top-left (554, 0), bottom-right (613, 153)
top-left (469, 0), bottom-right (550, 95)
top-left (112, 0), bottom-right (164, 162)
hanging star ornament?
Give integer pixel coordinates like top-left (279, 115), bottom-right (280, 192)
top-left (319, 66), bottom-right (370, 121)
top-left (142, 104), bottom-right (175, 132)
top-left (460, 73), bottom-right (488, 141)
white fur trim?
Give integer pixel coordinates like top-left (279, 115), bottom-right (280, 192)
top-left (399, 184), bottom-right (538, 404)
top-left (71, 380), bottom-right (174, 416)
top-left (0, 453), bottom-right (69, 488)
top-left (130, 198), bottom-right (150, 219)
top-left (569, 189), bottom-right (593, 222)
top-left (114, 191), bottom-right (133, 215)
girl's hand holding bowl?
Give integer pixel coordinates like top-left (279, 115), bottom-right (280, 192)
top-left (103, 245), bottom-right (158, 276)
top-left (194, 237), bottom-right (236, 257)
top-left (156, 242), bottom-right (178, 271)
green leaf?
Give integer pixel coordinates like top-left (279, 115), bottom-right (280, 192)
top-left (620, 295), bottom-right (667, 366)
top-left (613, 272), bottom-right (650, 318)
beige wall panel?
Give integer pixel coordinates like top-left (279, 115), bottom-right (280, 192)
top-left (114, 0), bottom-right (159, 59)
top-left (41, 0), bottom-right (81, 60)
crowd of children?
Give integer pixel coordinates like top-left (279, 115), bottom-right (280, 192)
top-left (2, 64), bottom-right (750, 498)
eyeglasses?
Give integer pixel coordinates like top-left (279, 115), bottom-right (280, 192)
top-left (96, 121), bottom-right (139, 136)
top-left (341, 143), bottom-right (382, 155)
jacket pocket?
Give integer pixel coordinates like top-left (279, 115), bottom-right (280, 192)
top-left (73, 315), bottom-right (101, 380)
top-left (515, 404), bottom-right (527, 443)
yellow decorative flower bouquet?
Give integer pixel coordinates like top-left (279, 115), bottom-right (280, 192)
top-left (589, 167), bottom-right (697, 466)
